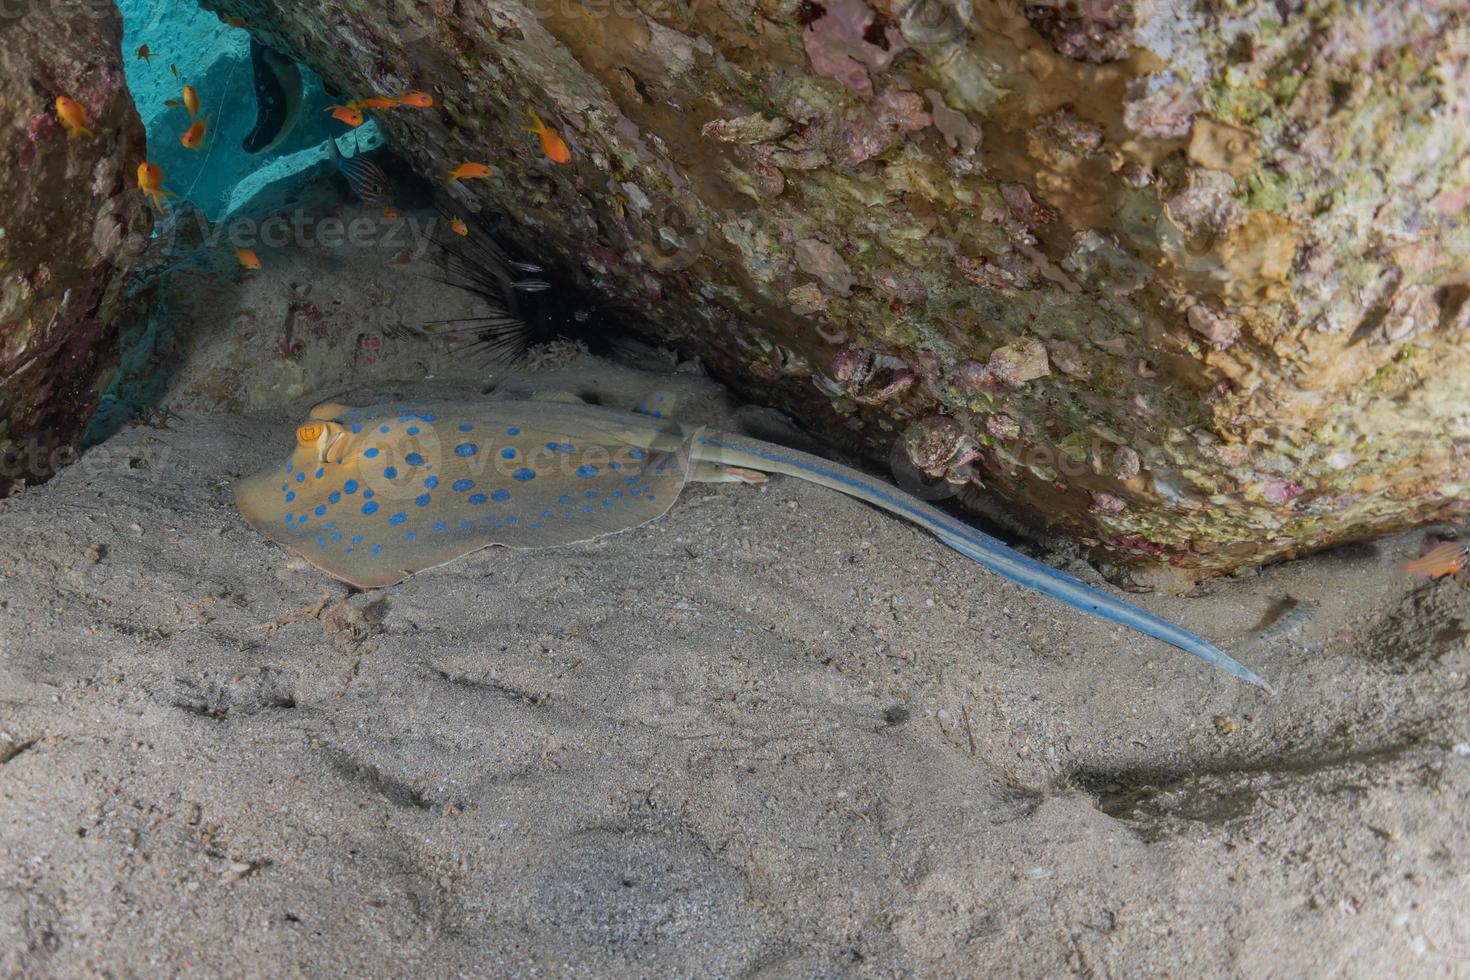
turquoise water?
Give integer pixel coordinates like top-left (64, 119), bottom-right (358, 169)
top-left (117, 0), bottom-right (344, 220)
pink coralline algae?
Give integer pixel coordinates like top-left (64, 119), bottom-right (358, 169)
top-left (801, 0), bottom-right (905, 96)
top-left (1263, 481), bottom-right (1306, 504)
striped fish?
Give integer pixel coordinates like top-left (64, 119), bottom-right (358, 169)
top-left (329, 136), bottom-right (394, 210)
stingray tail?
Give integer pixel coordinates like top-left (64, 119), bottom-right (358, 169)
top-left (693, 431), bottom-right (1269, 690)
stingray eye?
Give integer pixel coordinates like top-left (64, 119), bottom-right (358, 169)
top-left (297, 423), bottom-right (325, 444)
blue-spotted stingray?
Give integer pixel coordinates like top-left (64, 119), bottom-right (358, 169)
top-left (236, 396), bottom-right (1268, 688)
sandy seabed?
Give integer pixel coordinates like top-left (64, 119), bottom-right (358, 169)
top-left (3, 208), bottom-right (1469, 977)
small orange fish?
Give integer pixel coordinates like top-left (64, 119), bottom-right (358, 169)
top-left (450, 216), bottom-right (468, 236)
top-left (136, 44), bottom-right (153, 64)
top-left (235, 249), bottom-right (262, 270)
top-left (180, 115), bottom-right (211, 150)
top-left (54, 96), bottom-right (92, 139)
top-left (383, 208), bottom-right (400, 219)
top-left (448, 162), bottom-right (493, 181)
top-left (357, 97), bottom-right (400, 110)
top-left (1399, 540), bottom-right (1470, 579)
top-left (524, 110), bottom-right (571, 164)
top-left (223, 14), bottom-right (248, 28)
top-left (183, 84), bottom-right (200, 118)
top-left (326, 104), bottom-right (365, 127)
top-left (398, 91), bottom-right (435, 108)
top-left (137, 161), bottom-right (175, 210)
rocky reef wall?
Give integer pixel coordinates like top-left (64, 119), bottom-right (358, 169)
top-left (196, 0), bottom-right (1470, 586)
top-left (0, 0), bottom-right (150, 498)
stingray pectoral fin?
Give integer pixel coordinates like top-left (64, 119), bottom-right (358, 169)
top-left (236, 400), bottom-right (698, 589)
top-left (242, 39), bottom-right (304, 155)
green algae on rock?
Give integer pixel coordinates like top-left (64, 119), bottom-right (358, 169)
top-left (196, 0), bottom-right (1470, 586)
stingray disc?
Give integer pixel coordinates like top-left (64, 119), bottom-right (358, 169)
top-left (236, 399), bottom-right (696, 588)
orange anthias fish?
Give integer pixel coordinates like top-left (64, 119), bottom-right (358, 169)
top-left (525, 110), bottom-right (571, 164)
top-left (398, 91), bottom-right (434, 108)
top-left (136, 44), bottom-right (153, 64)
top-left (235, 249), bottom-right (262, 270)
top-left (137, 161), bottom-right (175, 210)
top-left (450, 215), bottom-right (468, 236)
top-left (180, 115), bottom-right (211, 150)
top-left (223, 14), bottom-right (248, 28)
top-left (1399, 540), bottom-right (1470, 579)
top-left (164, 84), bottom-right (200, 118)
top-left (448, 162), bottom-right (493, 181)
top-left (54, 96), bottom-right (92, 139)
top-left (326, 104), bottom-right (365, 127)
top-left (358, 97), bottom-right (400, 111)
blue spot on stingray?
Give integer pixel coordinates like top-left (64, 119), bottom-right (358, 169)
top-left (384, 466), bottom-right (398, 479)
top-left (424, 476), bottom-right (439, 489)
top-left (504, 516), bottom-right (518, 526)
top-left (540, 509), bottom-right (552, 518)
top-left (372, 544), bottom-right (382, 556)
top-left (316, 536), bottom-right (326, 548)
top-left (298, 515), bottom-right (309, 525)
top-left (435, 521), bottom-right (447, 533)
top-left (501, 448), bottom-right (517, 460)
top-left (281, 483), bottom-right (288, 492)
top-left (404, 531), bottom-right (417, 542)
top-left (547, 442), bottom-right (574, 453)
top-left (350, 424), bottom-right (362, 433)
top-left (628, 449), bottom-right (646, 460)
top-left (315, 467), bottom-right (325, 479)
top-left (388, 512), bottom-right (407, 525)
top-left (331, 532), bottom-right (342, 542)
top-left (283, 515), bottom-right (294, 524)
top-left (583, 504), bottom-right (593, 513)
top-left (364, 448), bottom-right (380, 458)
top-left (296, 472), bottom-right (306, 483)
top-left (613, 490), bottom-right (623, 498)
top-left (626, 477), bottom-right (638, 485)
top-left (468, 493), bottom-right (487, 505)
top-left (604, 499), bottom-right (614, 507)
top-left (380, 425), bottom-right (390, 433)
top-left (453, 479), bottom-right (474, 492)
top-left (285, 491), bottom-right (296, 502)
top-left (416, 493), bottom-right (431, 507)
top-left (344, 480), bottom-right (359, 494)
top-left (491, 489), bottom-right (510, 502)
top-left (647, 494), bottom-right (656, 501)
top-left (352, 534), bottom-right (362, 544)
top-left (344, 547), bottom-right (353, 554)
top-left (577, 464), bottom-right (598, 478)
top-left (419, 414), bottom-right (436, 422)
top-left (558, 495), bottom-right (574, 506)
top-left (405, 453), bottom-right (424, 466)
top-left (507, 426), bottom-right (520, 435)
top-left (363, 489), bottom-right (375, 499)
top-left (513, 468), bottom-right (536, 481)
top-left (407, 426), bottom-right (420, 436)
top-left (458, 422), bottom-right (473, 432)
top-left (314, 505), bottom-right (327, 517)
top-left (398, 415), bottom-right (413, 423)
top-left (454, 443), bottom-right (478, 457)
top-left (329, 491), bottom-right (341, 504)
top-left (362, 501), bottom-right (379, 515)
top-left (285, 461), bottom-right (293, 472)
top-left (585, 490), bottom-right (598, 498)
top-left (532, 522), bottom-right (541, 529)
top-left (459, 519), bottom-right (472, 530)
top-left (610, 461), bottom-right (621, 470)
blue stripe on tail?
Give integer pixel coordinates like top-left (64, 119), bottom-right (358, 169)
top-left (698, 434), bottom-right (1267, 689)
